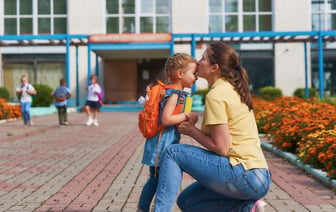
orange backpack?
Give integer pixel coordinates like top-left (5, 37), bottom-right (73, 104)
top-left (138, 80), bottom-right (183, 139)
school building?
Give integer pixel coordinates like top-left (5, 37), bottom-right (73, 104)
top-left (0, 0), bottom-right (335, 106)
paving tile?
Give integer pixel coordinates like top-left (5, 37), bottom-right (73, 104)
top-left (0, 112), bottom-right (335, 211)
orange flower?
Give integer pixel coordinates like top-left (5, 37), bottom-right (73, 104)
top-left (308, 147), bottom-right (317, 155)
top-left (318, 152), bottom-right (326, 163)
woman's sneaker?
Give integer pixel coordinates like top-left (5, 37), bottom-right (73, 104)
top-left (251, 199), bottom-right (266, 212)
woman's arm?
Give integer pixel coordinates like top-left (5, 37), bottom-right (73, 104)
top-left (161, 93), bottom-right (187, 126)
top-left (178, 121), bottom-right (230, 156)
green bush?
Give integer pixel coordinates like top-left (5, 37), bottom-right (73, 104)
top-left (0, 87), bottom-right (10, 101)
top-left (320, 96), bottom-right (336, 107)
top-left (293, 87), bottom-right (317, 99)
top-left (32, 84), bottom-right (54, 107)
top-left (258, 86), bottom-right (283, 101)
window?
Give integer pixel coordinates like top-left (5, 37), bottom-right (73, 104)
top-left (106, 0), bottom-right (170, 33)
top-left (311, 0), bottom-right (336, 30)
top-left (209, 0), bottom-right (272, 32)
top-left (240, 49), bottom-right (274, 93)
top-left (3, 0), bottom-right (67, 35)
top-left (311, 50), bottom-right (336, 96)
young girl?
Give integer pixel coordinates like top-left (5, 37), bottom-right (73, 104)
top-left (84, 74), bottom-right (102, 126)
top-left (16, 75), bottom-right (37, 126)
top-left (137, 53), bottom-right (198, 212)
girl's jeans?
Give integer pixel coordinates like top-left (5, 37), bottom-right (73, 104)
top-left (154, 144), bottom-right (271, 212)
top-left (20, 102), bottom-right (32, 124)
top-left (138, 166), bottom-right (159, 212)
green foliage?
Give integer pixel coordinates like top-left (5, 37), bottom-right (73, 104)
top-left (258, 86), bottom-right (283, 101)
top-left (293, 87), bottom-right (317, 99)
top-left (320, 96), bottom-right (336, 107)
top-left (0, 87), bottom-right (10, 101)
top-left (32, 84), bottom-right (53, 107)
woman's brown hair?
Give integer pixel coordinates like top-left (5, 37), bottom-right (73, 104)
top-left (206, 42), bottom-right (253, 110)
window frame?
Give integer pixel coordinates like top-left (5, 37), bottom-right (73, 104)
top-left (208, 0), bottom-right (273, 33)
top-left (2, 0), bottom-right (67, 35)
top-left (105, 0), bottom-right (171, 34)
top-left (311, 0), bottom-right (336, 31)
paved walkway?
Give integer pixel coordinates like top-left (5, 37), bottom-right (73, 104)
top-left (0, 112), bottom-right (335, 212)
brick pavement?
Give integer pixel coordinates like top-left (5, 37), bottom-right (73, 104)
top-left (0, 112), bottom-right (335, 212)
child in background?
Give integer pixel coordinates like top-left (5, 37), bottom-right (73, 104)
top-left (137, 53), bottom-right (198, 212)
top-left (51, 78), bottom-right (72, 126)
top-left (16, 75), bottom-right (37, 126)
top-left (84, 74), bottom-right (102, 126)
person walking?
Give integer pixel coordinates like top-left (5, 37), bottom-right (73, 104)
top-left (16, 75), bottom-right (37, 126)
top-left (84, 74), bottom-right (102, 126)
top-left (154, 42), bottom-right (270, 212)
top-left (137, 53), bottom-right (197, 212)
top-left (51, 78), bottom-right (72, 126)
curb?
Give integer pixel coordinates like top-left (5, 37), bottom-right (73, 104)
top-left (261, 142), bottom-right (336, 189)
top-left (31, 106), bottom-right (77, 116)
top-left (0, 107), bottom-right (77, 124)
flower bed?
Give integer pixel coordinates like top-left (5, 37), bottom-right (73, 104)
top-left (254, 97), bottom-right (336, 179)
top-left (0, 98), bottom-right (21, 120)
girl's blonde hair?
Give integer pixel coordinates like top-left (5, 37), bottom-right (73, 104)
top-left (164, 53), bottom-right (196, 83)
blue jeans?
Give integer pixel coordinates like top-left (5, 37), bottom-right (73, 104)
top-left (154, 144), bottom-right (271, 212)
top-left (138, 166), bottom-right (159, 212)
top-left (20, 102), bottom-right (32, 124)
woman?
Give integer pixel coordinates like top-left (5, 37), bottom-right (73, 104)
top-left (154, 42), bottom-right (271, 212)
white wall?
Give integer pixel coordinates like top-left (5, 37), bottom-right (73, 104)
top-left (273, 0), bottom-right (311, 96)
top-left (274, 43), bottom-right (310, 96)
top-left (68, 0), bottom-right (105, 34)
top-left (274, 0), bottom-right (311, 32)
top-left (67, 0), bottom-right (106, 105)
top-left (172, 0), bottom-right (208, 33)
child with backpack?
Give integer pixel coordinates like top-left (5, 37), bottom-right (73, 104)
top-left (51, 78), bottom-right (72, 126)
top-left (16, 74), bottom-right (37, 126)
top-left (137, 53), bottom-right (198, 212)
top-left (84, 74), bottom-right (103, 126)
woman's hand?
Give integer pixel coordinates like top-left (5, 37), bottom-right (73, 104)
top-left (178, 113), bottom-right (198, 135)
top-left (177, 120), bottom-right (195, 135)
top-left (186, 112), bottom-right (198, 125)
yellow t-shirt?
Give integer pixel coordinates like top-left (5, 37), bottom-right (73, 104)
top-left (201, 78), bottom-right (268, 170)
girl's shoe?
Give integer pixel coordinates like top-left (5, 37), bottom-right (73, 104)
top-left (251, 199), bottom-right (266, 212)
top-left (93, 119), bottom-right (99, 126)
top-left (86, 117), bottom-right (93, 126)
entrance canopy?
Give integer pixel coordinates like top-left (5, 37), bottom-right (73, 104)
top-left (173, 31), bottom-right (336, 44)
top-left (1, 31), bottom-right (336, 99)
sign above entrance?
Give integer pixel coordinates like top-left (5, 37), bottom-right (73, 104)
top-left (89, 33), bottom-right (172, 43)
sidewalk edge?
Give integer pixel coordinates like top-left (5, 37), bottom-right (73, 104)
top-left (261, 143), bottom-right (336, 189)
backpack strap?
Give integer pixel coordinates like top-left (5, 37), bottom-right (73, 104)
top-left (165, 84), bottom-right (185, 115)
